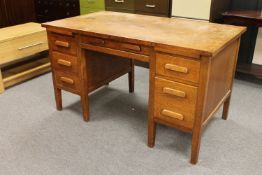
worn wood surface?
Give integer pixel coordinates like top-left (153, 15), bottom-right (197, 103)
top-left (43, 11), bottom-right (245, 57)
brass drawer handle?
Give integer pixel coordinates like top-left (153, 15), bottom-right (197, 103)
top-left (161, 109), bottom-right (184, 121)
top-left (146, 4), bottom-right (156, 8)
top-left (163, 87), bottom-right (186, 98)
top-left (18, 42), bottom-right (44, 50)
top-left (164, 64), bottom-right (188, 74)
top-left (121, 43), bottom-right (141, 51)
top-left (55, 40), bottom-right (70, 48)
top-left (60, 77), bottom-right (74, 84)
top-left (115, 0), bottom-right (124, 3)
top-left (57, 59), bottom-right (72, 67)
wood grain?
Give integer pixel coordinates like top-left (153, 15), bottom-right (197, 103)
top-left (43, 12), bottom-right (245, 164)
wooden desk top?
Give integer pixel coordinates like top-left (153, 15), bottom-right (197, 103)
top-left (43, 11), bottom-right (246, 57)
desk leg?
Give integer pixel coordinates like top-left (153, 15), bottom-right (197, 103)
top-left (148, 119), bottom-right (156, 147)
top-left (54, 88), bottom-right (62, 111)
top-left (0, 69), bottom-right (5, 93)
top-left (222, 96), bottom-right (231, 120)
top-left (81, 93), bottom-right (89, 122)
top-left (128, 60), bottom-right (134, 93)
top-left (148, 54), bottom-right (156, 148)
top-left (191, 127), bottom-right (202, 164)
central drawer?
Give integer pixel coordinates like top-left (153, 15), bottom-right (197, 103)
top-left (81, 35), bottom-right (152, 56)
top-left (154, 77), bottom-right (198, 129)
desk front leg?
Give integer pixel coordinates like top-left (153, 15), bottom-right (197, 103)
top-left (80, 50), bottom-right (90, 122)
top-left (148, 53), bottom-right (157, 148)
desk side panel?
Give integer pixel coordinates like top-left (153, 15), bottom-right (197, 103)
top-left (203, 39), bottom-right (240, 123)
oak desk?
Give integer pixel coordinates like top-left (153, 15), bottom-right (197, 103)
top-left (43, 11), bottom-right (245, 164)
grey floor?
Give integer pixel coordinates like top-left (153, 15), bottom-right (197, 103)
top-left (0, 67), bottom-right (261, 175)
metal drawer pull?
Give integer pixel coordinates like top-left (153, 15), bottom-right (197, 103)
top-left (55, 40), bottom-right (70, 48)
top-left (115, 0), bottom-right (124, 3)
top-left (163, 87), bottom-right (186, 98)
top-left (146, 4), bottom-right (156, 8)
top-left (60, 77), bottom-right (74, 84)
top-left (161, 109), bottom-right (184, 121)
top-left (164, 64), bottom-right (188, 74)
top-left (57, 59), bottom-right (72, 67)
top-left (18, 42), bottom-right (44, 50)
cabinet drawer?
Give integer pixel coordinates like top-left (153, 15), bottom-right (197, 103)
top-left (80, 0), bottom-right (105, 9)
top-left (105, 0), bottom-right (135, 12)
top-left (154, 77), bottom-right (198, 129)
top-left (135, 0), bottom-right (169, 16)
top-left (49, 33), bottom-right (77, 55)
top-left (51, 51), bottom-right (79, 74)
top-left (156, 53), bottom-right (200, 83)
top-left (55, 71), bottom-right (81, 93)
top-left (0, 31), bottom-right (48, 66)
top-left (81, 36), bottom-right (152, 56)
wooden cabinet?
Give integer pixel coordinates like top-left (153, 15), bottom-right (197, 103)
top-left (35, 0), bottom-right (80, 23)
top-left (105, 0), bottom-right (171, 16)
top-left (80, 0), bottom-right (105, 14)
top-left (0, 0), bottom-right (36, 28)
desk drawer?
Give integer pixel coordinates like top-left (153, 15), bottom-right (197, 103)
top-left (135, 0), bottom-right (170, 16)
top-left (81, 36), bottom-right (152, 56)
top-left (154, 77), bottom-right (198, 129)
top-left (0, 31), bottom-right (48, 66)
top-left (49, 33), bottom-right (77, 55)
top-left (156, 53), bottom-right (200, 83)
top-left (51, 51), bottom-right (79, 74)
top-left (105, 0), bottom-right (135, 13)
top-left (55, 71), bottom-right (81, 93)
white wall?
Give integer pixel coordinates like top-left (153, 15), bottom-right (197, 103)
top-left (172, 0), bottom-right (211, 20)
top-left (253, 29), bottom-right (262, 65)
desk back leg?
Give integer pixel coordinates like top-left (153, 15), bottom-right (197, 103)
top-left (128, 60), bottom-right (135, 93)
top-left (0, 69), bottom-right (5, 93)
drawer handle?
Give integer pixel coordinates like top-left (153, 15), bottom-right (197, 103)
top-left (121, 43), bottom-right (141, 51)
top-left (55, 40), bottom-right (70, 48)
top-left (90, 38), bottom-right (105, 45)
top-left (57, 59), bottom-right (72, 67)
top-left (146, 4), bottom-right (156, 8)
top-left (161, 109), bottom-right (184, 121)
top-left (164, 64), bottom-right (188, 74)
top-left (115, 0), bottom-right (124, 3)
top-left (163, 87), bottom-right (186, 98)
top-left (18, 42), bottom-right (44, 50)
top-left (60, 77), bottom-right (74, 84)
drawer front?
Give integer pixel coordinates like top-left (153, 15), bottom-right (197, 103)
top-left (49, 33), bottom-right (77, 55)
top-left (154, 77), bottom-right (198, 129)
top-left (81, 36), bottom-right (152, 56)
top-left (80, 0), bottom-right (105, 9)
top-left (105, 0), bottom-right (135, 12)
top-left (156, 53), bottom-right (200, 83)
top-left (135, 0), bottom-right (169, 15)
top-left (51, 51), bottom-right (79, 74)
top-left (55, 71), bottom-right (81, 93)
top-left (0, 31), bottom-right (48, 66)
